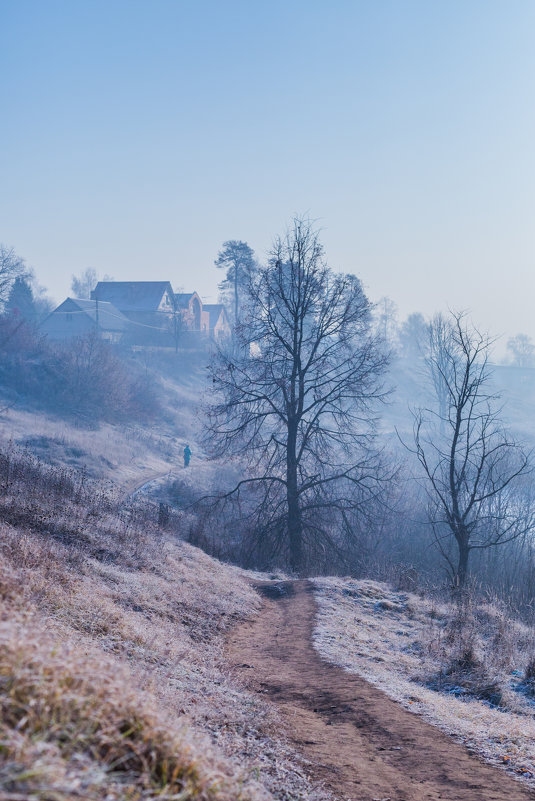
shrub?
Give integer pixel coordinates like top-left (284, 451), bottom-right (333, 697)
top-left (0, 324), bottom-right (160, 424)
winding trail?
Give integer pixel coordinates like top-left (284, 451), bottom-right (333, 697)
top-left (124, 470), bottom-right (174, 501)
top-left (227, 580), bottom-right (535, 801)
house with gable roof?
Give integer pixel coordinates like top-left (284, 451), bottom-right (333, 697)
top-left (41, 298), bottom-right (130, 343)
top-left (91, 281), bottom-right (174, 325)
top-left (175, 293), bottom-right (231, 341)
top-left (174, 292), bottom-right (208, 332)
top-left (202, 304), bottom-right (231, 340)
top-left (90, 281), bottom-right (177, 344)
top-left (40, 280), bottom-right (233, 346)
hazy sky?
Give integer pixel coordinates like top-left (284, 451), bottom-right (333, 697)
top-left (1, 0), bottom-right (534, 348)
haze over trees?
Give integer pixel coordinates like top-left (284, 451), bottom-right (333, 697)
top-left (6, 277), bottom-right (36, 320)
top-left (409, 312), bottom-right (534, 586)
top-left (507, 333), bottom-right (535, 368)
top-left (2, 232), bottom-right (535, 594)
top-left (398, 312), bottom-right (427, 362)
top-left (0, 245), bottom-right (27, 308)
top-left (71, 267), bottom-right (114, 299)
top-left (375, 296), bottom-right (398, 345)
top-left (206, 218), bottom-right (390, 573)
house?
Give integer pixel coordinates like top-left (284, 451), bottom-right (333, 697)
top-left (175, 294), bottom-right (231, 340)
top-left (81, 280), bottom-right (232, 345)
top-left (91, 281), bottom-right (175, 326)
top-left (90, 281), bottom-right (177, 344)
top-left (174, 292), bottom-right (208, 332)
top-left (202, 304), bottom-right (231, 341)
top-left (40, 298), bottom-right (130, 343)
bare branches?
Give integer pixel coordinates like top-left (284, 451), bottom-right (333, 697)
top-left (205, 217), bottom-right (390, 573)
top-left (412, 311), bottom-right (534, 586)
top-left (0, 245), bottom-right (26, 308)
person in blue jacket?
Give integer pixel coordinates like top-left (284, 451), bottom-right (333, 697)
top-left (183, 444), bottom-right (192, 467)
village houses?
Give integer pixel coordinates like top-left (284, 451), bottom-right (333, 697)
top-left (41, 281), bottom-right (231, 345)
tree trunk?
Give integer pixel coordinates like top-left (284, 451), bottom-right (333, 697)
top-left (287, 422), bottom-right (303, 575)
top-left (456, 537), bottom-right (470, 587)
top-left (234, 270), bottom-right (239, 328)
top-left (287, 485), bottom-right (303, 574)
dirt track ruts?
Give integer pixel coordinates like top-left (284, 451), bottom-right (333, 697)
top-left (227, 580), bottom-right (535, 801)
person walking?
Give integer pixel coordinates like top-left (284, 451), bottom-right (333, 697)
top-left (183, 444), bottom-right (192, 467)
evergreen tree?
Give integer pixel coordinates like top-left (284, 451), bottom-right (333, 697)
top-left (214, 240), bottom-right (256, 327)
top-left (6, 277), bottom-right (36, 320)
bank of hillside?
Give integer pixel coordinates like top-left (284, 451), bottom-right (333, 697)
top-left (313, 578), bottom-right (535, 789)
top-left (0, 443), bottom-right (329, 801)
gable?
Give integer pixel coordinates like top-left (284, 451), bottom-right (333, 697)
top-left (158, 288), bottom-right (175, 311)
top-left (203, 303), bottom-right (230, 330)
top-left (42, 298), bottom-right (129, 332)
top-left (175, 291), bottom-right (202, 312)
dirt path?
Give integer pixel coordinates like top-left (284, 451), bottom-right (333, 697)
top-left (124, 470), bottom-right (174, 500)
top-left (227, 580), bottom-right (534, 801)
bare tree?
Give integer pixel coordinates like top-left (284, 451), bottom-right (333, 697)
top-left (425, 312), bottom-right (453, 433)
top-left (206, 218), bottom-right (390, 574)
top-left (0, 245), bottom-right (26, 308)
top-left (71, 268), bottom-right (114, 299)
top-left (375, 296), bottom-right (398, 346)
top-left (398, 312), bottom-right (427, 362)
top-left (411, 311), bottom-right (534, 587)
top-left (215, 240), bottom-right (256, 328)
top-left (507, 333), bottom-right (535, 368)
top-left (71, 268), bottom-right (98, 299)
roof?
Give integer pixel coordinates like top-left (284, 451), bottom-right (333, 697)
top-left (174, 292), bottom-right (200, 309)
top-left (46, 297), bottom-right (130, 331)
top-left (91, 281), bottom-right (174, 311)
top-left (202, 303), bottom-right (228, 330)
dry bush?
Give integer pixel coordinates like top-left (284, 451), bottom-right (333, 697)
top-left (0, 326), bottom-right (160, 424)
top-left (423, 593), bottom-right (531, 709)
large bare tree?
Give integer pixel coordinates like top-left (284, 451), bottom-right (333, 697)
top-left (412, 311), bottom-right (534, 586)
top-left (206, 218), bottom-right (390, 573)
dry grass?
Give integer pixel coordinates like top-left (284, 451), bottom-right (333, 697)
top-left (0, 406), bottom-right (178, 490)
top-left (0, 613), bottom-right (243, 801)
top-left (0, 440), bottom-right (327, 801)
top-left (312, 577), bottom-right (535, 787)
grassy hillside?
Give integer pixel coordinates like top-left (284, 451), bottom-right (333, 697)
top-left (0, 350), bottom-right (329, 801)
top-left (5, 347), bottom-right (535, 798)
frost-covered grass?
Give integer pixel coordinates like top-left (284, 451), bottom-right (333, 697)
top-left (0, 614), bottom-right (244, 801)
top-left (0, 405), bottom-right (179, 490)
top-left (0, 362), bottom-right (244, 501)
top-left (312, 577), bottom-right (535, 786)
top-left (0, 443), bottom-right (327, 801)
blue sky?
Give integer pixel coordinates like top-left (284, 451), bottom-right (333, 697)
top-left (1, 0), bottom-right (534, 346)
